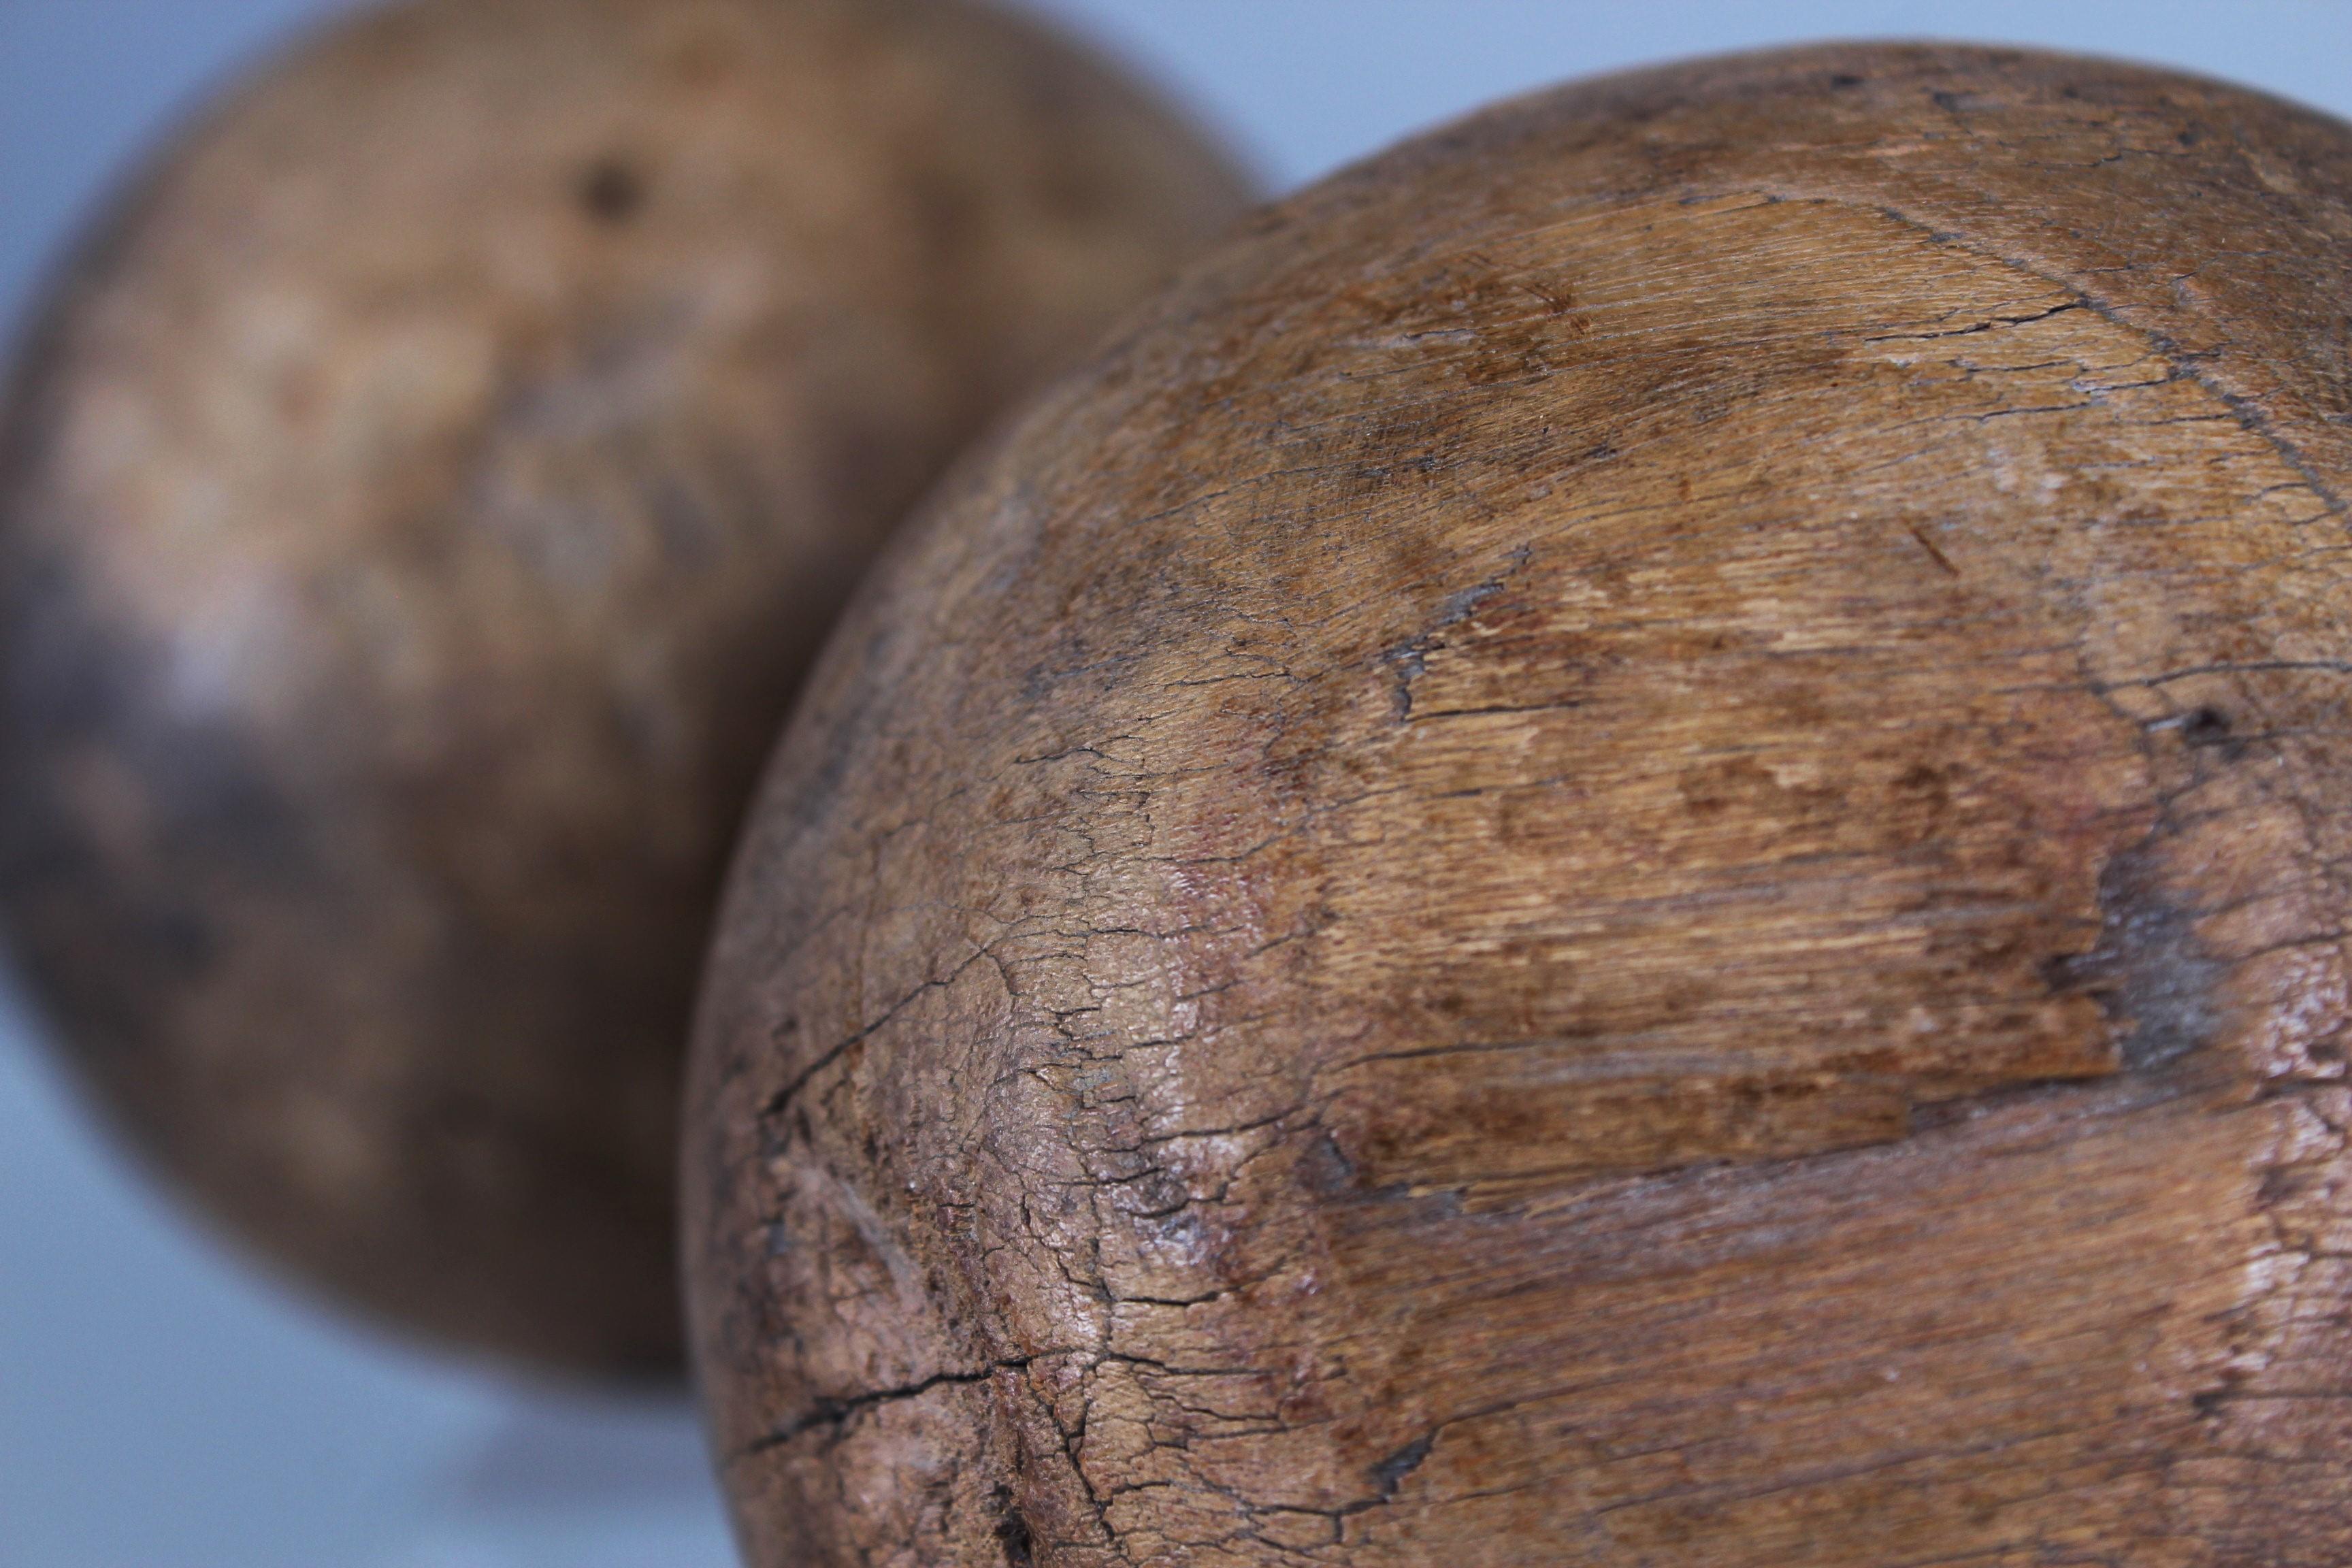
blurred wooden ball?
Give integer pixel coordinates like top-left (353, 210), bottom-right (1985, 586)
top-left (0, 0), bottom-right (1252, 1375)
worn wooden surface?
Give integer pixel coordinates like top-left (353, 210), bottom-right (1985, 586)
top-left (686, 42), bottom-right (2352, 1564)
top-left (0, 0), bottom-right (1251, 1374)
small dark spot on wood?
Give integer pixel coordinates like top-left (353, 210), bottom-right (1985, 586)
top-left (994, 1488), bottom-right (1035, 1567)
top-left (1373, 1433), bottom-right (1435, 1498)
top-left (2043, 843), bottom-right (2221, 1071)
top-left (2257, 1164), bottom-right (2304, 1209)
top-left (1298, 1131), bottom-right (1359, 1195)
top-left (2191, 1371), bottom-right (2244, 1420)
top-left (1829, 73), bottom-right (1865, 88)
top-left (580, 157), bottom-right (645, 224)
top-left (2180, 706), bottom-right (2232, 749)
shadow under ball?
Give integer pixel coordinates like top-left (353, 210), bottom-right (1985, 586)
top-left (686, 42), bottom-right (2352, 1565)
top-left (0, 0), bottom-right (1253, 1376)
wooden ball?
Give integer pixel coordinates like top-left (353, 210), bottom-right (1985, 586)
top-left (0, 0), bottom-right (1251, 1375)
top-left (685, 42), bottom-right (2352, 1564)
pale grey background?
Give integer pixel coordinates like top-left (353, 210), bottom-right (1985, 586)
top-left (2, 3), bottom-right (2347, 1565)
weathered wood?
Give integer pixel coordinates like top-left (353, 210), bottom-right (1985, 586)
top-left (686, 43), bottom-right (2352, 1563)
top-left (0, 0), bottom-right (1251, 1375)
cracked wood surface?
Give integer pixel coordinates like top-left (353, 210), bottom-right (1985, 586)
top-left (686, 44), bottom-right (2352, 1562)
top-left (0, 0), bottom-right (1251, 1374)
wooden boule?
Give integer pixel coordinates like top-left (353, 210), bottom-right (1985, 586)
top-left (0, 0), bottom-right (1253, 1375)
top-left (685, 42), bottom-right (2352, 1563)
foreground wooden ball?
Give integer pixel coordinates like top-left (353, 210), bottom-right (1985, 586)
top-left (0, 0), bottom-right (1250, 1374)
top-left (687, 42), bottom-right (2352, 1565)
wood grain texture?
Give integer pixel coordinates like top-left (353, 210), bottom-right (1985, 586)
top-left (0, 0), bottom-right (1252, 1375)
top-left (685, 42), bottom-right (2352, 1564)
